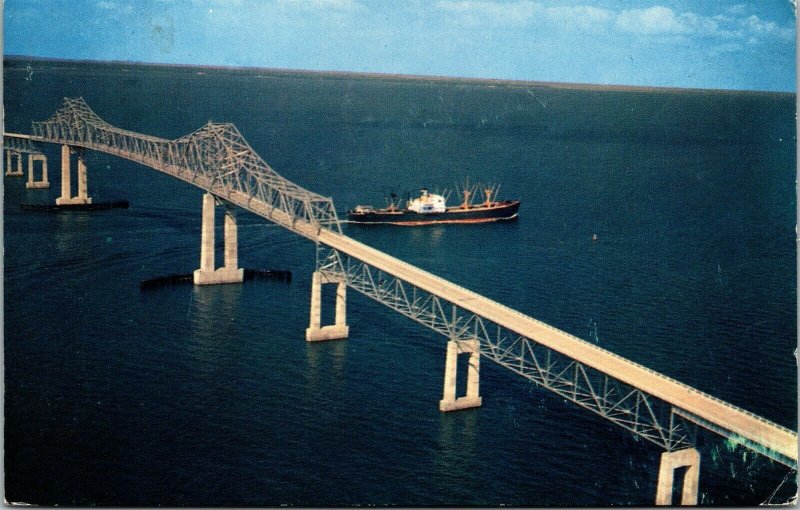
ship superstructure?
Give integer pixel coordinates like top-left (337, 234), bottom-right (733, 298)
top-left (347, 183), bottom-right (520, 226)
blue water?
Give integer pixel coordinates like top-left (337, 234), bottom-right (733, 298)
top-left (4, 59), bottom-right (797, 506)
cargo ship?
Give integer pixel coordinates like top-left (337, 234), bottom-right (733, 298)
top-left (346, 184), bottom-right (520, 226)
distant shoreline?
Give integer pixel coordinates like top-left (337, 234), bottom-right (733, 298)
top-left (4, 54), bottom-right (794, 97)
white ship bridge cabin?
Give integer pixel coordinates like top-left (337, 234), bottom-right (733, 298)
top-left (407, 189), bottom-right (446, 214)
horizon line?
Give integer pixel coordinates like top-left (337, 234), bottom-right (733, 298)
top-left (4, 54), bottom-right (795, 96)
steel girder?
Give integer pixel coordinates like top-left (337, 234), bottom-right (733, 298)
top-left (19, 97), bottom-right (795, 470)
top-left (3, 135), bottom-right (44, 155)
top-left (318, 243), bottom-right (797, 468)
top-left (315, 245), bottom-right (710, 456)
top-left (29, 97), bottom-right (341, 237)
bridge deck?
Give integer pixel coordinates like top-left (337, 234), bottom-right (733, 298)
top-left (8, 101), bottom-right (796, 467)
top-left (318, 230), bottom-right (797, 463)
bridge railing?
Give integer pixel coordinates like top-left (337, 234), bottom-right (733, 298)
top-left (314, 239), bottom-right (797, 469)
top-left (22, 97), bottom-right (797, 471)
top-left (315, 244), bottom-right (696, 454)
top-left (30, 97), bottom-right (341, 236)
top-left (3, 135), bottom-right (44, 155)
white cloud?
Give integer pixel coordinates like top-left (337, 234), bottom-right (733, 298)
top-left (435, 0), bottom-right (541, 27)
top-left (615, 6), bottom-right (688, 34)
top-left (675, 12), bottom-right (723, 35)
top-left (435, 1), bottom-right (794, 43)
top-left (546, 5), bottom-right (614, 29)
top-left (611, 5), bottom-right (793, 42)
top-left (436, 1), bottom-right (613, 30)
top-left (740, 14), bottom-right (794, 40)
top-left (728, 4), bottom-right (749, 16)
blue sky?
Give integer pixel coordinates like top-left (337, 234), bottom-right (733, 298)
top-left (4, 0), bottom-right (797, 91)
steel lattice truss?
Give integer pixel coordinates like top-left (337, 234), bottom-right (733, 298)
top-left (29, 97), bottom-right (340, 238)
top-left (17, 97), bottom-right (796, 470)
top-left (4, 135), bottom-right (44, 155)
top-left (315, 246), bottom-right (796, 467)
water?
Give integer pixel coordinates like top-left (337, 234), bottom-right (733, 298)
top-left (3, 59), bottom-right (797, 506)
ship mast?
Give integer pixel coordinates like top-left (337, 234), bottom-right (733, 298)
top-left (483, 184), bottom-right (500, 207)
top-left (457, 178), bottom-right (479, 209)
top-left (386, 192), bottom-right (398, 212)
top-left (462, 189), bottom-right (471, 209)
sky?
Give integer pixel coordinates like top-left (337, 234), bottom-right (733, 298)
top-left (4, 0), bottom-right (797, 91)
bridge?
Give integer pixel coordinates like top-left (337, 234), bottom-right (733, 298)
top-left (4, 132), bottom-right (49, 188)
top-left (6, 97), bottom-right (797, 505)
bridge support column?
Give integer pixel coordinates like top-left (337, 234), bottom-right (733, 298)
top-left (55, 145), bottom-right (91, 205)
top-left (655, 448), bottom-right (700, 506)
top-left (439, 338), bottom-right (482, 412)
top-left (57, 145), bottom-right (70, 202)
top-left (224, 211), bottom-right (239, 270)
top-left (305, 271), bottom-right (349, 341)
top-left (77, 155), bottom-right (89, 201)
top-left (26, 154), bottom-right (50, 189)
top-left (193, 193), bottom-right (244, 285)
top-left (5, 150), bottom-right (23, 176)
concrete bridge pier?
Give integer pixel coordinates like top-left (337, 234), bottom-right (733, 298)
top-left (439, 338), bottom-right (482, 412)
top-left (305, 271), bottom-right (349, 341)
top-left (5, 149), bottom-right (23, 176)
top-left (655, 448), bottom-right (700, 506)
top-left (55, 145), bottom-right (92, 205)
top-left (26, 154), bottom-right (50, 189)
top-left (193, 193), bottom-right (244, 285)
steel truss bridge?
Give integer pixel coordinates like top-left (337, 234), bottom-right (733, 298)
top-left (4, 133), bottom-right (43, 155)
top-left (7, 98), bottom-right (797, 492)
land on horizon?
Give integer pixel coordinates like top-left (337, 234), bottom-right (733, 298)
top-left (4, 55), bottom-right (793, 97)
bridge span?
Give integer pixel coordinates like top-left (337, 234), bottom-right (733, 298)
top-left (5, 97), bottom-right (796, 505)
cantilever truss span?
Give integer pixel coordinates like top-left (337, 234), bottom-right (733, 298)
top-left (13, 97), bottom-right (798, 472)
top-left (28, 97), bottom-right (340, 238)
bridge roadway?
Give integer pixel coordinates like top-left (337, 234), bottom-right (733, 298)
top-left (6, 122), bottom-right (796, 467)
top-left (315, 229), bottom-right (797, 464)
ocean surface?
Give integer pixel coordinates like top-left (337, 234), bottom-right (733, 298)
top-left (3, 58), bottom-right (797, 506)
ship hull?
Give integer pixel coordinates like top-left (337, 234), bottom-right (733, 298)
top-left (347, 200), bottom-right (520, 226)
